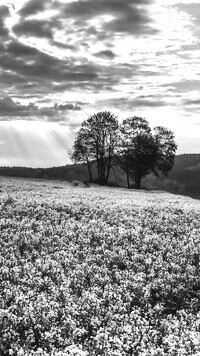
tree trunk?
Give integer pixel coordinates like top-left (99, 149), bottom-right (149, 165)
top-left (32, 327), bottom-right (41, 349)
top-left (99, 154), bottom-right (107, 185)
top-left (135, 175), bottom-right (141, 189)
top-left (134, 160), bottom-right (141, 189)
top-left (127, 170), bottom-right (130, 189)
top-left (86, 157), bottom-right (93, 182)
top-left (98, 154), bottom-right (103, 185)
top-left (105, 154), bottom-right (112, 185)
top-left (96, 157), bottom-right (101, 184)
top-left (135, 167), bottom-right (141, 189)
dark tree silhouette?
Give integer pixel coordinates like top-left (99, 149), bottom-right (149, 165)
top-left (71, 111), bottom-right (119, 185)
top-left (119, 117), bottom-right (177, 189)
top-left (153, 126), bottom-right (177, 176)
top-left (71, 127), bottom-right (93, 182)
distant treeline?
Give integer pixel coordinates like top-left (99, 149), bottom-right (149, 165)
top-left (0, 154), bottom-right (200, 199)
top-left (144, 154), bottom-right (200, 199)
top-left (0, 164), bottom-right (89, 182)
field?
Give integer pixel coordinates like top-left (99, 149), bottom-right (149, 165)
top-left (0, 177), bottom-right (200, 356)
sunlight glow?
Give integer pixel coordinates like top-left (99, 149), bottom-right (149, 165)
top-left (0, 0), bottom-right (200, 166)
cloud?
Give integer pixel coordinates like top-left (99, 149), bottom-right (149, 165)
top-left (4, 40), bottom-right (40, 56)
top-left (0, 40), bottom-right (99, 95)
top-left (182, 97), bottom-right (200, 113)
top-left (62, 0), bottom-right (147, 18)
top-left (0, 96), bottom-right (82, 121)
top-left (133, 97), bottom-right (166, 108)
top-left (97, 95), bottom-right (167, 111)
top-left (162, 80), bottom-right (200, 93)
top-left (2, 41), bottom-right (97, 84)
top-left (0, 38), bottom-right (145, 96)
top-left (0, 5), bottom-right (10, 37)
top-left (94, 50), bottom-right (116, 59)
top-left (13, 19), bottom-right (53, 39)
top-left (0, 5), bottom-right (10, 18)
top-left (0, 0), bottom-right (159, 99)
top-left (18, 0), bottom-right (49, 17)
top-left (54, 103), bottom-right (81, 111)
top-left (176, 2), bottom-right (200, 24)
top-left (52, 41), bottom-right (76, 50)
top-left (183, 98), bottom-right (200, 106)
top-left (60, 0), bottom-right (157, 36)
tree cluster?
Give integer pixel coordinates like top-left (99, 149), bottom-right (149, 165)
top-left (71, 111), bottom-right (177, 189)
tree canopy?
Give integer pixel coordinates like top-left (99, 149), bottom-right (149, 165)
top-left (71, 111), bottom-right (119, 185)
top-left (118, 117), bottom-right (158, 188)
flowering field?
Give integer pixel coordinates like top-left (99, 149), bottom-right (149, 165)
top-left (0, 177), bottom-right (200, 356)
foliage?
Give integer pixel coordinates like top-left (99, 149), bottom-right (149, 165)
top-left (153, 126), bottom-right (177, 176)
top-left (71, 111), bottom-right (119, 185)
top-left (0, 178), bottom-right (200, 355)
top-left (118, 117), bottom-right (158, 189)
top-left (118, 117), bottom-right (177, 189)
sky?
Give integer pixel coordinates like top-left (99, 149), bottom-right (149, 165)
top-left (0, 0), bottom-right (200, 167)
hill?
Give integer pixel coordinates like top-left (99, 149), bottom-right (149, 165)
top-left (0, 164), bottom-right (90, 181)
top-left (144, 154), bottom-right (200, 198)
top-left (0, 153), bottom-right (200, 198)
top-left (0, 176), bottom-right (200, 355)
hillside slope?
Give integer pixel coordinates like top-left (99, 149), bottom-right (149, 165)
top-left (144, 154), bottom-right (200, 198)
top-left (0, 154), bottom-right (200, 198)
top-left (0, 177), bottom-right (200, 355)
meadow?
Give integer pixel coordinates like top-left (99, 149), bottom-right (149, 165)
top-left (0, 177), bottom-right (200, 356)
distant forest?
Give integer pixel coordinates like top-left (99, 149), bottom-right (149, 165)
top-left (0, 154), bottom-right (200, 199)
top-left (143, 154), bottom-right (200, 199)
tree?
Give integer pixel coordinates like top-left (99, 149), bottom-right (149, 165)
top-left (71, 111), bottom-right (119, 185)
top-left (118, 117), bottom-right (158, 189)
top-left (71, 127), bottom-right (94, 182)
top-left (153, 126), bottom-right (177, 176)
top-left (118, 117), bottom-right (177, 189)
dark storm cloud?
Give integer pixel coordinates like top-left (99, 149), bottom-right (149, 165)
top-left (2, 41), bottom-right (97, 83)
top-left (61, 0), bottom-right (156, 35)
top-left (0, 0), bottom-right (159, 99)
top-left (4, 41), bottom-right (40, 56)
top-left (0, 96), bottom-right (82, 121)
top-left (0, 96), bottom-right (28, 116)
top-left (0, 5), bottom-right (10, 37)
top-left (18, 0), bottom-right (49, 17)
top-left (0, 40), bottom-right (99, 93)
top-left (62, 0), bottom-right (147, 18)
top-left (0, 0), bottom-right (158, 101)
top-left (0, 38), bottom-right (143, 96)
top-left (13, 19), bottom-right (53, 39)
